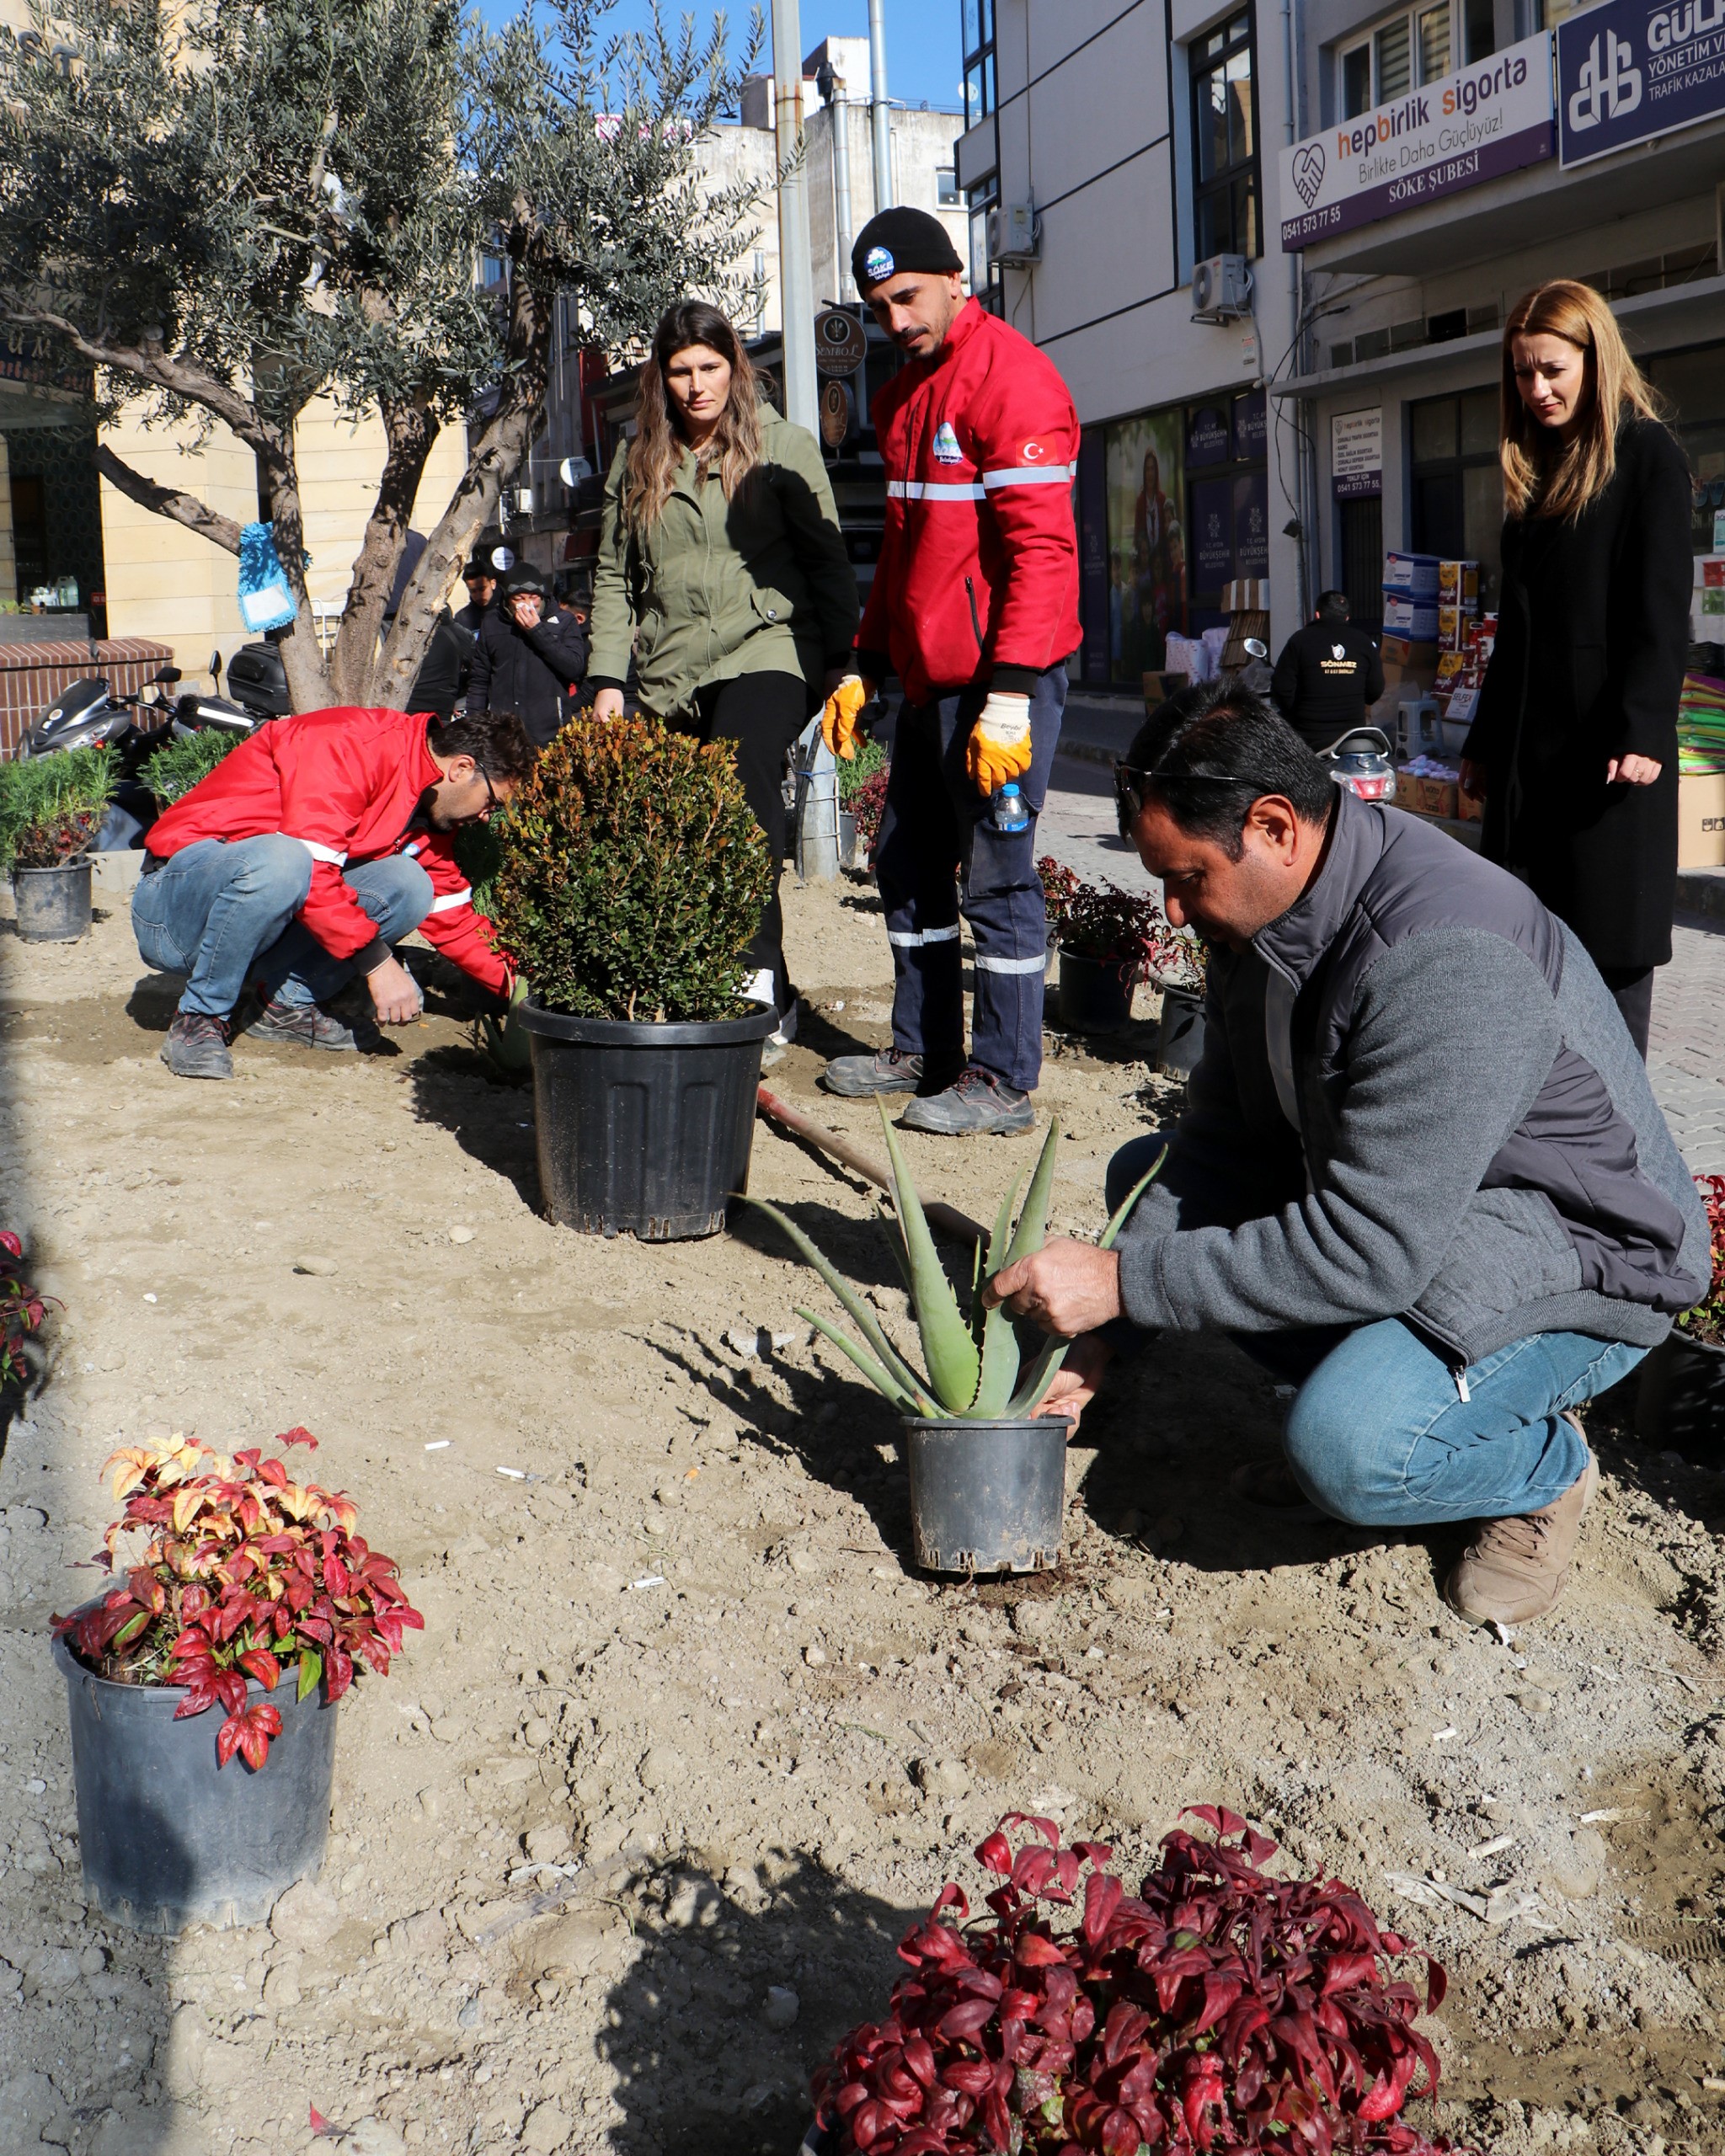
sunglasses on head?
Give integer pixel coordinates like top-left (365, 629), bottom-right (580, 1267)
top-left (1113, 760), bottom-right (1255, 830)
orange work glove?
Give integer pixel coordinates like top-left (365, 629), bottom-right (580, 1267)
top-left (964, 692), bottom-right (1033, 795)
top-left (821, 675), bottom-right (868, 760)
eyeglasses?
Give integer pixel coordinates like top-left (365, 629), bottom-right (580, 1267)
top-left (475, 766), bottom-right (499, 820)
top-left (1114, 760), bottom-right (1252, 827)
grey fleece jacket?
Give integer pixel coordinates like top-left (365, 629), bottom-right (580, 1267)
top-left (1115, 791), bottom-right (1710, 1368)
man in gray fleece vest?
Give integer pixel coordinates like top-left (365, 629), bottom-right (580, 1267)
top-left (985, 684), bottom-right (1709, 1626)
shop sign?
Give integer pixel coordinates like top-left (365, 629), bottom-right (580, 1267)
top-left (1191, 478), bottom-right (1236, 588)
top-left (1187, 404), bottom-right (1231, 467)
top-left (814, 308), bottom-right (866, 374)
top-left (1233, 390), bottom-right (1267, 458)
top-left (1557, 0), bottom-right (1725, 166)
top-left (1233, 472), bottom-right (1269, 578)
top-left (1279, 31), bottom-right (1555, 249)
top-left (1332, 408), bottom-right (1383, 499)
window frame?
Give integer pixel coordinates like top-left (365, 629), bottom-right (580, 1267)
top-left (1189, 9), bottom-right (1261, 264)
top-left (963, 0), bottom-right (996, 131)
top-left (1337, 0), bottom-right (1495, 119)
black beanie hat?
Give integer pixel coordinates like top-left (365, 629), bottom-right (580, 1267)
top-left (852, 206), bottom-right (964, 294)
top-left (499, 562), bottom-right (547, 600)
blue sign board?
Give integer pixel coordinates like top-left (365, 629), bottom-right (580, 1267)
top-left (1558, 0), bottom-right (1725, 166)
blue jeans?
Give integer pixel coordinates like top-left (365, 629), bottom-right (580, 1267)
top-left (132, 838), bottom-right (431, 1018)
top-left (1105, 1132), bottom-right (1647, 1526)
top-left (873, 665), bottom-right (1065, 1093)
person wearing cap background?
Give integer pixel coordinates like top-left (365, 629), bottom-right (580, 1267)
top-left (819, 206), bottom-right (1082, 1136)
top-left (466, 561), bottom-right (589, 749)
top-left (455, 533), bottom-right (512, 639)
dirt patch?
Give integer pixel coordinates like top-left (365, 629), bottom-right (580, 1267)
top-left (0, 878), bottom-right (1722, 2155)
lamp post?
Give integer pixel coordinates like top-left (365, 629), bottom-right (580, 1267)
top-left (868, 0), bottom-right (892, 212)
top-left (817, 59), bottom-right (855, 294)
top-left (771, 0), bottom-right (818, 434)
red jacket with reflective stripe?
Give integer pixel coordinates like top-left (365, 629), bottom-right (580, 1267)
top-left (144, 707), bottom-right (509, 994)
top-left (857, 299), bottom-right (1081, 706)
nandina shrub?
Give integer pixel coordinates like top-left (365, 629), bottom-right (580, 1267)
top-left (0, 1230), bottom-right (54, 1391)
top-left (53, 1428), bottom-right (421, 1769)
top-left (1058, 878), bottom-right (1206, 995)
top-left (486, 715), bottom-right (772, 1022)
top-left (1038, 856), bottom-right (1080, 938)
top-left (852, 768), bottom-right (891, 859)
top-left (812, 1810), bottom-right (1458, 2155)
top-left (1677, 1175), bottom-right (1725, 1348)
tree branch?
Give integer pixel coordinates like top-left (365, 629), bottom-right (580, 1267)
top-left (94, 442), bottom-right (243, 554)
top-left (1, 296), bottom-right (287, 469)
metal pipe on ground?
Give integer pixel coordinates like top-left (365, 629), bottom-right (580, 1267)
top-left (755, 1086), bottom-right (987, 1246)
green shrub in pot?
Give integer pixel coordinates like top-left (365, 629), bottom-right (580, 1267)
top-left (140, 727), bottom-right (238, 808)
top-left (0, 746), bottom-right (115, 868)
top-left (486, 716), bottom-right (772, 1022)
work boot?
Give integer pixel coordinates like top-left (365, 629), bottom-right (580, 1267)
top-left (246, 995), bottom-right (357, 1052)
top-left (160, 1011), bottom-right (234, 1081)
top-left (900, 1063), bottom-right (1034, 1135)
top-left (820, 1046), bottom-right (923, 1097)
top-left (1445, 1429), bottom-right (1598, 1628)
top-left (1229, 1457), bottom-right (1324, 1521)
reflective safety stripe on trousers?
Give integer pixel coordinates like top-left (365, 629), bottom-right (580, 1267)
top-left (974, 952), bottom-right (1048, 974)
top-left (887, 925), bottom-right (962, 948)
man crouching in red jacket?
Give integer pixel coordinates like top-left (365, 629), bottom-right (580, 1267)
top-left (134, 706), bottom-right (533, 1080)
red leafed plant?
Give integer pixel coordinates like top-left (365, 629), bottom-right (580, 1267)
top-left (52, 1427), bottom-right (422, 1768)
top-left (1677, 1175), bottom-right (1725, 1348)
top-left (812, 1809), bottom-right (1459, 2155)
top-left (1, 1230), bottom-right (55, 1392)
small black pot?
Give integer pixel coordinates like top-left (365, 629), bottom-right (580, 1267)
top-left (837, 810), bottom-right (860, 873)
top-left (1635, 1330), bottom-right (1725, 1460)
top-left (904, 1415), bottom-right (1071, 1573)
top-left (1056, 948), bottom-right (1135, 1033)
top-left (519, 997), bottom-right (776, 1240)
top-left (53, 1621), bottom-right (339, 1934)
top-left (1156, 985), bottom-right (1207, 1075)
top-left (13, 860), bottom-right (93, 942)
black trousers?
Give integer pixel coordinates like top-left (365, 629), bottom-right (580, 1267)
top-left (1599, 964), bottom-right (1654, 1060)
top-left (666, 670), bottom-right (814, 1008)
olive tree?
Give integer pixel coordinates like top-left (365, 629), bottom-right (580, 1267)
top-left (0, 0), bottom-right (761, 712)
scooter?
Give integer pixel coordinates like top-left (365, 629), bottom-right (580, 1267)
top-left (1316, 725), bottom-right (1396, 803)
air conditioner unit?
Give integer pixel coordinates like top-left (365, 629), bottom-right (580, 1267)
top-left (1190, 253), bottom-right (1252, 323)
top-left (986, 201), bottom-right (1039, 267)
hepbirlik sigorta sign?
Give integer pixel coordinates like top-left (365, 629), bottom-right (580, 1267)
top-left (1279, 31), bottom-right (1555, 250)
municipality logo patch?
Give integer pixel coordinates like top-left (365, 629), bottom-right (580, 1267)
top-left (863, 245), bottom-right (895, 284)
top-left (933, 422), bottom-right (963, 465)
top-left (1332, 643), bottom-right (1346, 659)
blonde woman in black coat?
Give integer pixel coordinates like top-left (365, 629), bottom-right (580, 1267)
top-left (1461, 280), bottom-right (1693, 1056)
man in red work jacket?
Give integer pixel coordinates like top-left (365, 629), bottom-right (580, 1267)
top-left (819, 207), bottom-right (1081, 1134)
top-left (133, 706), bottom-right (534, 1081)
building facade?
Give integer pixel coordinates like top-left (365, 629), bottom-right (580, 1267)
top-left (953, 0), bottom-right (1306, 693)
top-left (1280, 0), bottom-right (1725, 659)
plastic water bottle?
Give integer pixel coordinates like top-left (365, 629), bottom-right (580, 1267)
top-left (992, 782), bottom-right (1029, 834)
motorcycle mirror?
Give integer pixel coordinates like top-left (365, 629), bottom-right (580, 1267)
top-left (152, 666), bottom-right (182, 685)
top-left (1243, 638), bottom-right (1268, 659)
top-left (208, 649), bottom-right (222, 682)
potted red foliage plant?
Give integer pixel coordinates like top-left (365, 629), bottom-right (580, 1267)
top-left (1050, 872), bottom-right (1204, 1039)
top-left (808, 1809), bottom-right (1457, 2155)
top-left (1637, 1173), bottom-right (1725, 1459)
top-left (51, 1426), bottom-right (421, 1933)
top-left (1, 1229), bottom-right (54, 1407)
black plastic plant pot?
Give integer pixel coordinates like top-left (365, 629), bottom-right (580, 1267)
top-left (1156, 985), bottom-right (1207, 1075)
top-left (519, 997), bottom-right (777, 1241)
top-left (1635, 1331), bottom-right (1725, 1460)
top-left (13, 861), bottom-right (93, 943)
top-left (905, 1416), bottom-right (1071, 1574)
top-left (1057, 949), bottom-right (1134, 1033)
top-left (52, 1621), bottom-right (338, 1935)
top-left (837, 810), bottom-right (859, 873)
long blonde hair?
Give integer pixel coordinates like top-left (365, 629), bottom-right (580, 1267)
top-left (1500, 280), bottom-right (1663, 520)
top-left (623, 302), bottom-right (764, 532)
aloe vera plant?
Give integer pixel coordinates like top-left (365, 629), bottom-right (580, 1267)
top-left (749, 1105), bottom-right (1162, 1422)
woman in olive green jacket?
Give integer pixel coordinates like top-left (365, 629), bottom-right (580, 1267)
top-left (589, 301), bottom-right (860, 1038)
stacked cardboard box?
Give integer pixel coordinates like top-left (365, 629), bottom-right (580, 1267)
top-left (1380, 552), bottom-right (1439, 680)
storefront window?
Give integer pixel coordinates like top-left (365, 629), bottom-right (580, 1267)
top-left (1191, 13), bottom-right (1259, 261)
top-left (1408, 386), bottom-right (1503, 606)
top-left (1076, 389), bottom-right (1268, 685)
top-left (1646, 345), bottom-right (1725, 558)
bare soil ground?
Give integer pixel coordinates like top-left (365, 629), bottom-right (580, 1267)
top-left (3, 876), bottom-right (1725, 2156)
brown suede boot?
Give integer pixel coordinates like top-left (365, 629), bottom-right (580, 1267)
top-left (1445, 1422), bottom-right (1598, 1627)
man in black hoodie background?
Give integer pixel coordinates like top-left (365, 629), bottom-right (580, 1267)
top-left (467, 563), bottom-right (588, 747)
